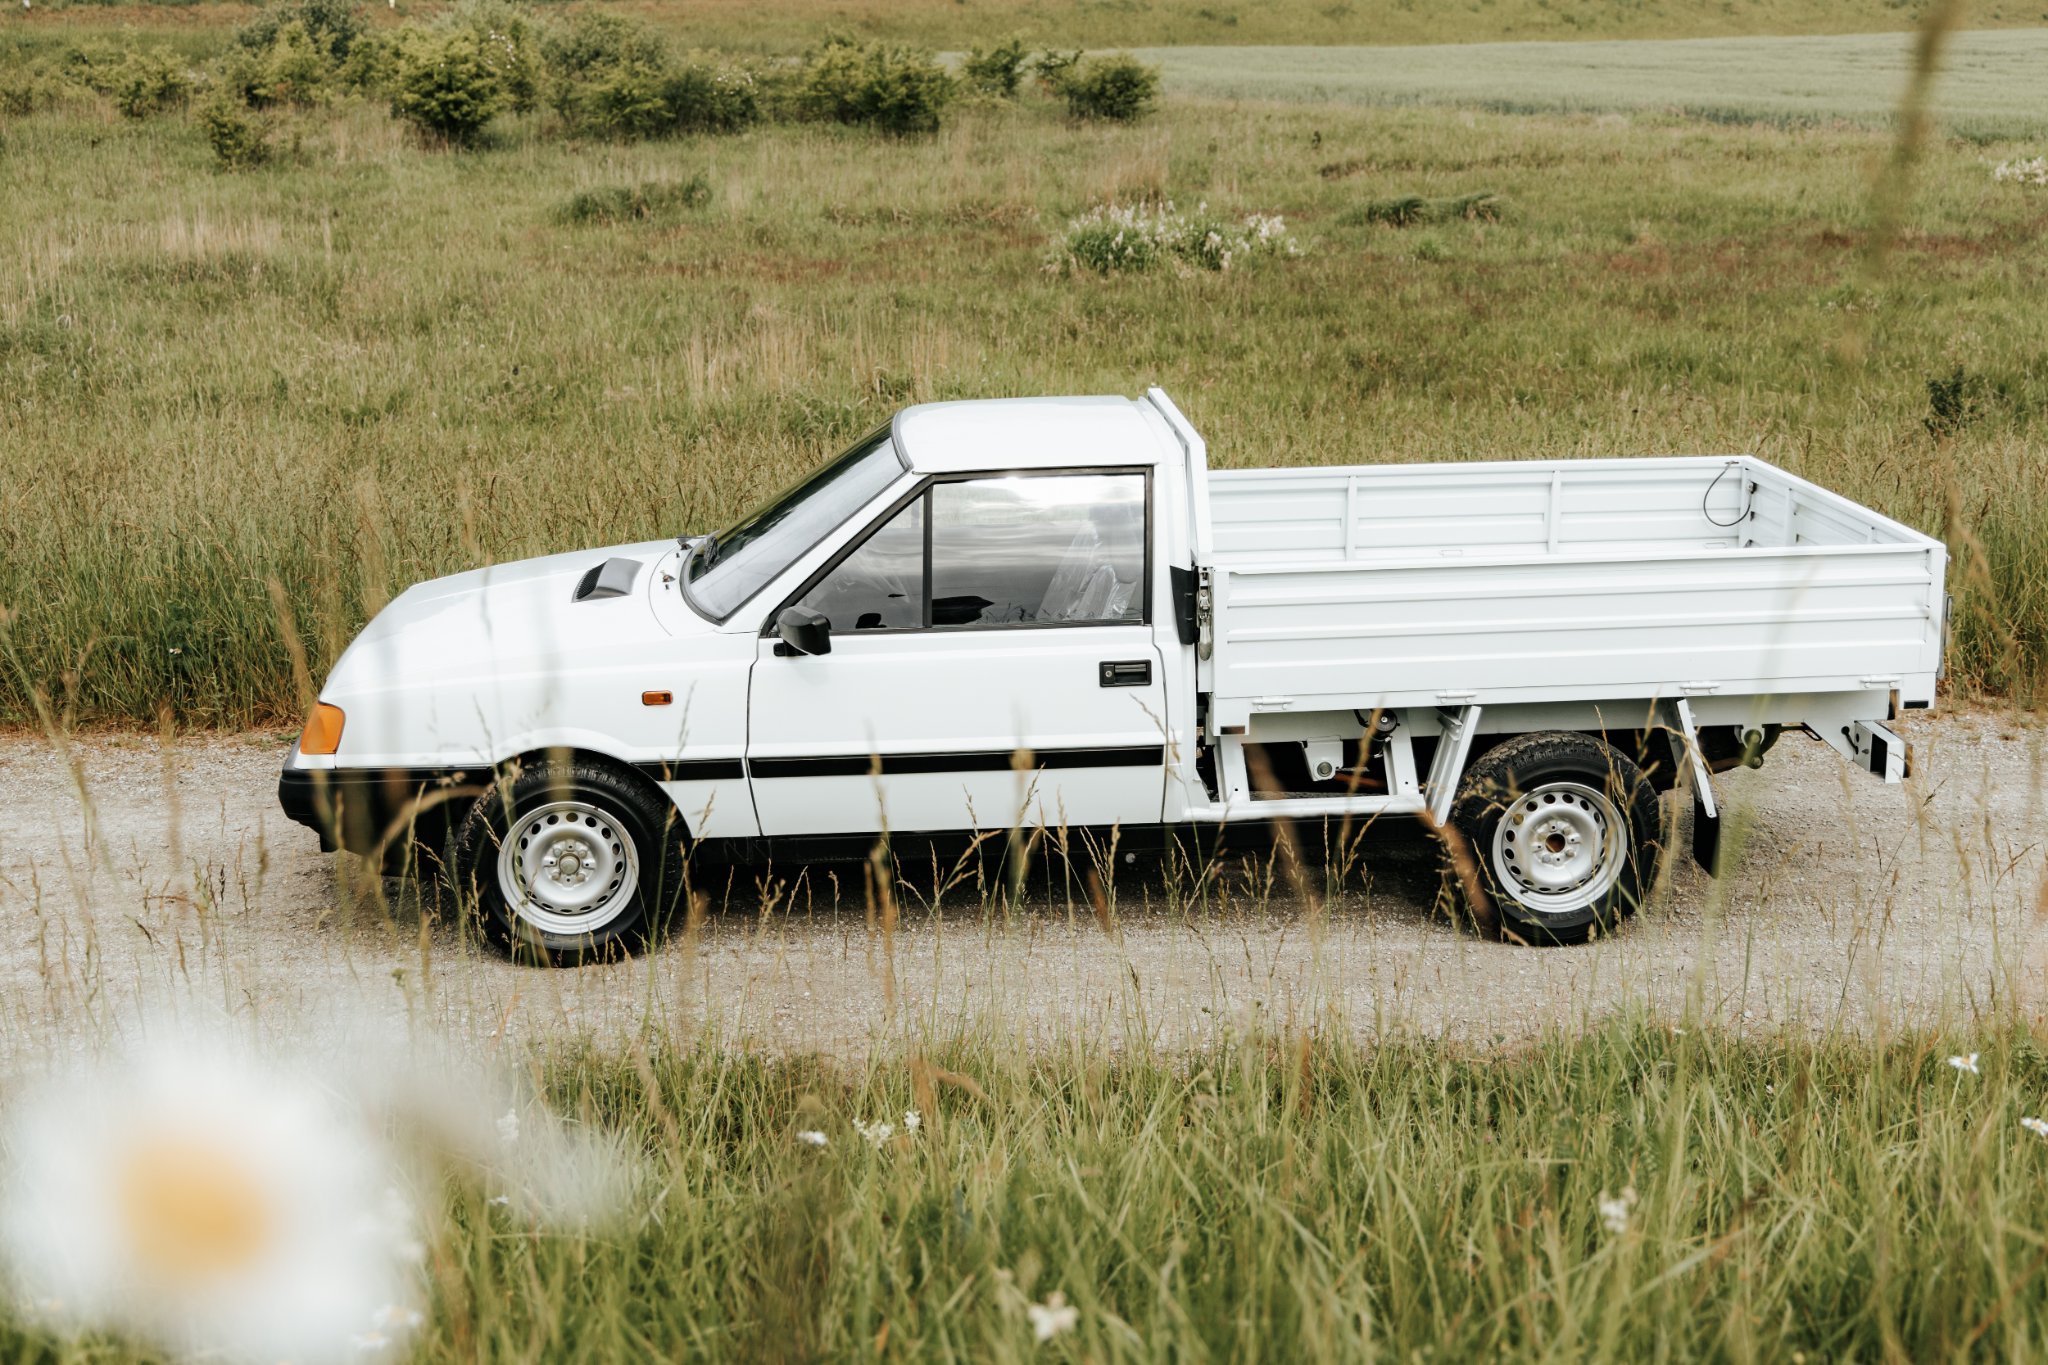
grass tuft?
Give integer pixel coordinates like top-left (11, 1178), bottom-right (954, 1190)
top-left (555, 174), bottom-right (714, 225)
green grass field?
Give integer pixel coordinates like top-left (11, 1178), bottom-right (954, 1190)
top-left (1146, 28), bottom-right (2048, 137)
top-left (4, 26), bottom-right (2048, 724)
top-left (16, 0), bottom-right (2048, 53)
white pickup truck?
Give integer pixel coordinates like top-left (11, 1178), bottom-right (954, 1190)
top-left (280, 390), bottom-right (1948, 961)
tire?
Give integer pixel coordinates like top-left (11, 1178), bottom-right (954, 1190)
top-left (450, 757), bottom-right (687, 965)
top-left (1444, 731), bottom-right (1662, 946)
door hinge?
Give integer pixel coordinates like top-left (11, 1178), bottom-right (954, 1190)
top-left (1195, 566), bottom-right (1215, 661)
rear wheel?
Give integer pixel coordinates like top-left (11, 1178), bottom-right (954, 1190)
top-left (451, 757), bottom-right (686, 965)
top-left (1445, 731), bottom-right (1661, 945)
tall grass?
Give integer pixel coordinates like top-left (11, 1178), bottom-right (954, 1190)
top-left (4, 86), bottom-right (2047, 723)
top-left (7, 1018), bottom-right (2048, 1360)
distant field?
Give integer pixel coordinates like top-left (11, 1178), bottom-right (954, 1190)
top-left (12, 0), bottom-right (2048, 52)
top-left (1144, 29), bottom-right (2048, 136)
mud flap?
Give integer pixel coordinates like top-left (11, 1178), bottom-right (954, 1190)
top-left (1673, 697), bottom-right (1722, 876)
top-left (1692, 785), bottom-right (1721, 875)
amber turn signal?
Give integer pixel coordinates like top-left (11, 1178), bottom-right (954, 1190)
top-left (299, 702), bottom-right (345, 755)
top-left (641, 690), bottom-right (673, 707)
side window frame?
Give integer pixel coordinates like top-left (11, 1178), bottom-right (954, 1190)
top-left (762, 465), bottom-right (1154, 636)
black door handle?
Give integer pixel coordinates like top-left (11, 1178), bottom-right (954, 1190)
top-left (1099, 659), bottom-right (1151, 687)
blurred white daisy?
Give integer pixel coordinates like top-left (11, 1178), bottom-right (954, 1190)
top-left (0, 1034), bottom-right (423, 1365)
top-left (1598, 1185), bottom-right (1637, 1236)
top-left (796, 1130), bottom-right (829, 1147)
top-left (903, 1109), bottom-right (922, 1134)
top-left (2022, 1116), bottom-right (2048, 1139)
top-left (1026, 1290), bottom-right (1079, 1342)
top-left (1948, 1054), bottom-right (1980, 1075)
top-left (853, 1118), bottom-right (895, 1148)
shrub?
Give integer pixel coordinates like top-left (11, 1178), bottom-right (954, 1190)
top-left (110, 49), bottom-right (191, 119)
top-left (0, 69), bottom-right (53, 117)
top-left (556, 175), bottom-right (712, 224)
top-left (541, 11), bottom-right (667, 85)
top-left (448, 0), bottom-right (543, 114)
top-left (257, 20), bottom-right (336, 105)
top-left (197, 91), bottom-right (272, 168)
top-left (542, 13), bottom-right (755, 140)
top-left (663, 58), bottom-right (758, 133)
top-left (389, 27), bottom-right (508, 145)
top-left (1051, 202), bottom-right (1300, 275)
top-left (335, 32), bottom-right (397, 95)
top-left (1926, 366), bottom-right (1992, 436)
top-left (795, 37), bottom-right (954, 135)
top-left (963, 36), bottom-right (1029, 97)
top-left (1058, 53), bottom-right (1159, 121)
top-left (1349, 190), bottom-right (1506, 227)
top-left (1030, 49), bottom-right (1082, 94)
top-left (236, 0), bottom-right (365, 65)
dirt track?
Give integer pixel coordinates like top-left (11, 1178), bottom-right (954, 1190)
top-left (0, 711), bottom-right (2043, 1060)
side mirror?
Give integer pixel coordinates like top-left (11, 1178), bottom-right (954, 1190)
top-left (774, 605), bottom-right (832, 657)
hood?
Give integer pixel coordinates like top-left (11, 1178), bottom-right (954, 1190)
top-left (327, 539), bottom-right (696, 696)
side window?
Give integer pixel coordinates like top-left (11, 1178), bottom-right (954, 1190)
top-left (796, 496), bottom-right (925, 631)
top-left (928, 474), bottom-right (1145, 628)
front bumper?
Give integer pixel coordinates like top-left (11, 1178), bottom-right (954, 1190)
top-left (277, 761), bottom-right (484, 857)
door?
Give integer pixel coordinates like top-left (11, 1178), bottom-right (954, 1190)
top-left (747, 470), bottom-right (1169, 837)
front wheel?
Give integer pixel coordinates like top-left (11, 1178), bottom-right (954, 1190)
top-left (451, 757), bottom-right (686, 965)
top-left (1445, 731), bottom-right (1662, 945)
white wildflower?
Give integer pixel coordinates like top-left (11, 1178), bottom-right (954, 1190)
top-left (0, 1032), bottom-right (425, 1365)
top-left (796, 1130), bottom-right (829, 1148)
top-left (1026, 1290), bottom-right (1079, 1342)
top-left (2022, 1116), bottom-right (2048, 1139)
top-left (1992, 156), bottom-right (2048, 186)
top-left (496, 1109), bottom-right (521, 1145)
top-left (487, 1194), bottom-right (511, 1207)
top-left (853, 1119), bottom-right (895, 1148)
top-left (1948, 1053), bottom-right (1980, 1075)
top-left (903, 1110), bottom-right (922, 1134)
top-left (1598, 1185), bottom-right (1637, 1236)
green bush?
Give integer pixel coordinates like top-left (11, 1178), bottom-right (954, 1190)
top-left (663, 58), bottom-right (758, 134)
top-left (335, 32), bottom-right (398, 95)
top-left (389, 27), bottom-right (508, 145)
top-left (1030, 48), bottom-right (1082, 94)
top-left (197, 91), bottom-right (272, 168)
top-left (556, 175), bottom-right (712, 225)
top-left (258, 20), bottom-right (337, 105)
top-left (235, 0), bottom-right (365, 65)
top-left (541, 13), bottom-right (754, 140)
top-left (1058, 53), bottom-right (1160, 121)
top-left (963, 36), bottom-right (1029, 97)
top-left (540, 11), bottom-right (667, 85)
top-left (795, 37), bottom-right (954, 135)
top-left (110, 49), bottom-right (191, 119)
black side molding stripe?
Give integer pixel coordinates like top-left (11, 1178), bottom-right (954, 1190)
top-left (636, 759), bottom-right (747, 783)
top-left (748, 746), bottom-right (1164, 780)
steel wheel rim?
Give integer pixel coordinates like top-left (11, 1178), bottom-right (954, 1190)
top-left (1489, 780), bottom-right (1627, 916)
top-left (495, 800), bottom-right (639, 937)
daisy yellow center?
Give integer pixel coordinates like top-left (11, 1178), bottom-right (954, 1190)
top-left (116, 1135), bottom-right (276, 1284)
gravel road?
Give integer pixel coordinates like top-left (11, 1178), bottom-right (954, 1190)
top-left (0, 711), bottom-right (2042, 1061)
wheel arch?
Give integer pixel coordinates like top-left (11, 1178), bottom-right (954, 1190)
top-left (481, 745), bottom-right (699, 844)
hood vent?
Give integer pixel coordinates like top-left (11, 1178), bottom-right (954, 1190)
top-left (572, 557), bottom-right (641, 602)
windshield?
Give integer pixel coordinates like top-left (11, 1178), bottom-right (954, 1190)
top-left (684, 427), bottom-right (907, 621)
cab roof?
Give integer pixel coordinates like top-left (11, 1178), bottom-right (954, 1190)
top-left (891, 395), bottom-right (1173, 474)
